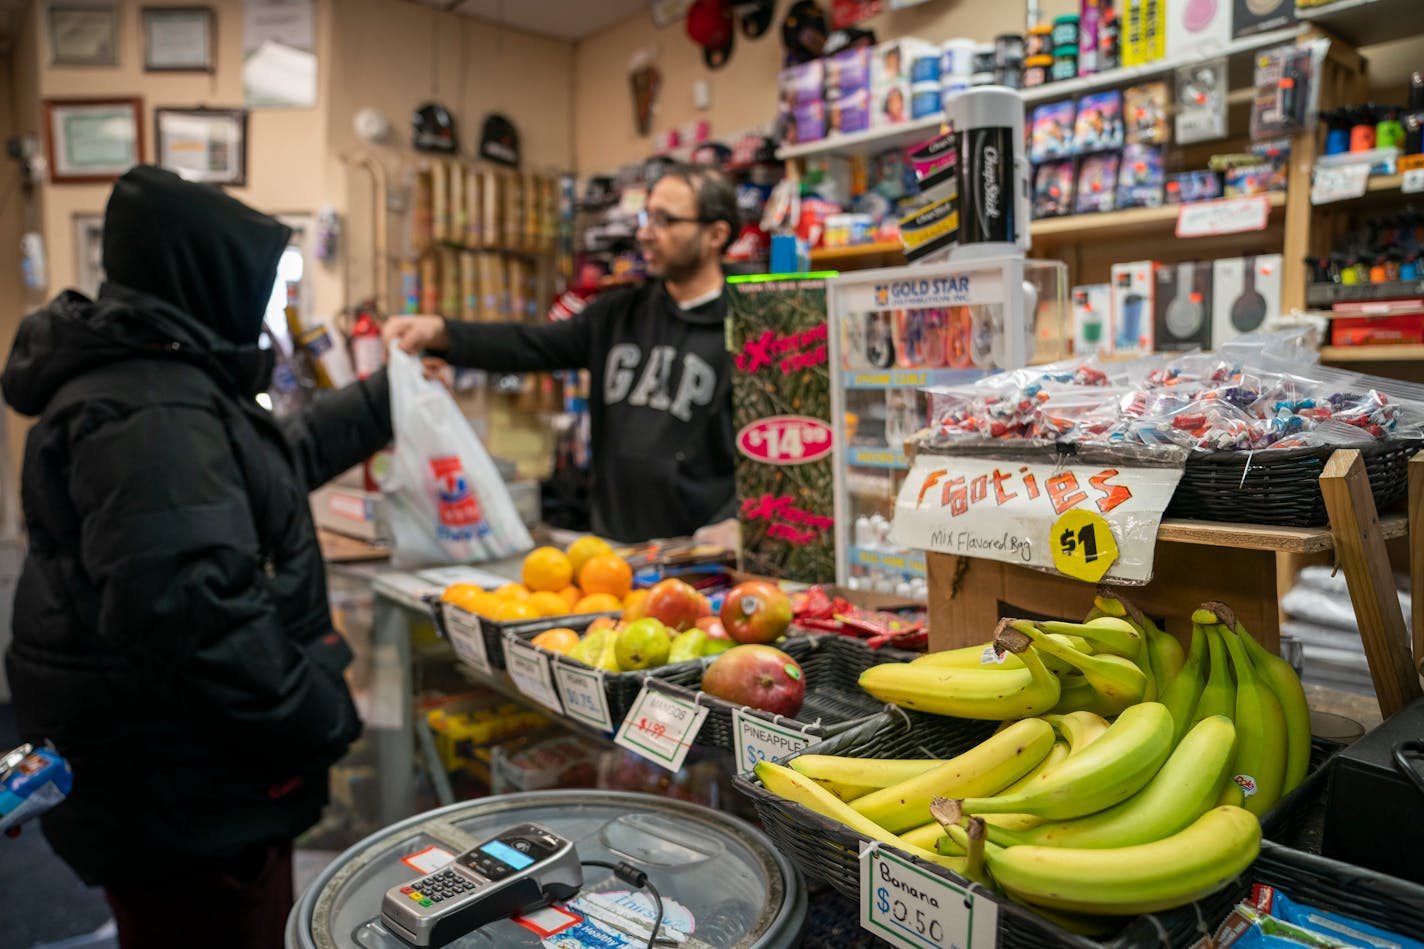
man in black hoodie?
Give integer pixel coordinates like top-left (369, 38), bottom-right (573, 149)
top-left (2, 166), bottom-right (392, 948)
top-left (385, 163), bottom-right (738, 544)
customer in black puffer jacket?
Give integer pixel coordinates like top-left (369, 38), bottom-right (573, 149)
top-left (1, 165), bottom-right (392, 949)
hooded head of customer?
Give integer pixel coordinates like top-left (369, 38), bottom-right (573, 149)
top-left (102, 165), bottom-right (292, 345)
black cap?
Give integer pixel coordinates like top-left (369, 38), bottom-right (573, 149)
top-left (412, 103), bottom-right (457, 154)
top-left (479, 113), bottom-right (520, 168)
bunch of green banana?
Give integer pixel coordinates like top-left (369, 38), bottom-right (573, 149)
top-left (1009, 622), bottom-right (1148, 716)
top-left (858, 622), bottom-right (1061, 720)
top-left (1158, 622), bottom-right (1206, 745)
top-left (937, 804), bottom-right (1260, 915)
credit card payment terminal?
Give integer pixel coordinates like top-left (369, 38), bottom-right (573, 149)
top-left (380, 823), bottom-right (581, 947)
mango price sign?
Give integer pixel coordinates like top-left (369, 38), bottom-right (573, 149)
top-left (890, 450), bottom-right (1184, 583)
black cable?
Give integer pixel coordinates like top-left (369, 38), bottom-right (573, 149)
top-left (579, 860), bottom-right (663, 949)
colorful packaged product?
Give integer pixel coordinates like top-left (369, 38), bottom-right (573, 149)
top-left (873, 83), bottom-right (911, 128)
top-left (825, 47), bottom-right (871, 99)
top-left (895, 309), bottom-right (950, 367)
top-left (1034, 160), bottom-right (1077, 218)
top-left (1124, 81), bottom-right (1170, 144)
top-left (1165, 170), bottom-right (1223, 204)
top-left (779, 60), bottom-right (824, 108)
top-left (1075, 152), bottom-right (1120, 213)
top-left (1030, 100), bottom-right (1077, 163)
top-left (1116, 144), bottom-right (1165, 208)
top-left (1074, 90), bottom-right (1126, 153)
top-left (828, 89), bottom-right (871, 135)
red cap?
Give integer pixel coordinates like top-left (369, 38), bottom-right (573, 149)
top-left (686, 0), bottom-right (733, 48)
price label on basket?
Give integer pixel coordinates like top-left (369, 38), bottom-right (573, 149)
top-left (860, 843), bottom-right (998, 949)
top-left (732, 709), bottom-right (812, 773)
top-left (441, 604), bottom-right (493, 675)
top-left (502, 639), bottom-right (564, 715)
top-left (1050, 509), bottom-right (1119, 583)
top-left (1311, 163), bottom-right (1370, 205)
top-left (613, 685), bottom-right (708, 773)
top-left (553, 663), bottom-right (613, 732)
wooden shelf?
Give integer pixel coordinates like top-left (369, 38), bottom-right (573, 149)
top-left (1296, 0), bottom-right (1424, 48)
top-left (1032, 192), bottom-right (1288, 242)
top-left (1156, 513), bottom-right (1408, 554)
top-left (778, 114), bottom-right (946, 161)
top-left (1320, 344), bottom-right (1424, 362)
top-left (810, 240), bottom-right (904, 266)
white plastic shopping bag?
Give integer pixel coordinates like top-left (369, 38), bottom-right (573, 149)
top-left (383, 343), bottom-right (533, 566)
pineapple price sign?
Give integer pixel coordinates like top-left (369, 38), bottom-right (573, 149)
top-left (891, 450), bottom-right (1184, 583)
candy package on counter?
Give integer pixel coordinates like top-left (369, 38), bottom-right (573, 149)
top-left (1194, 883), bottom-right (1424, 949)
top-left (917, 333), bottom-right (1424, 452)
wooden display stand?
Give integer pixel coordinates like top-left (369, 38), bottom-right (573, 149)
top-left (923, 448), bottom-right (1423, 718)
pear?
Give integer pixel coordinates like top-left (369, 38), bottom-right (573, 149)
top-left (669, 628), bottom-right (708, 663)
top-left (615, 618), bottom-right (672, 670)
top-left (594, 626), bottom-right (623, 672)
top-left (568, 626), bottom-right (606, 667)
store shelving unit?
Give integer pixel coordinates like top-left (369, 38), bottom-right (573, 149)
top-left (1320, 345), bottom-right (1424, 363)
top-left (1296, 0), bottom-right (1424, 48)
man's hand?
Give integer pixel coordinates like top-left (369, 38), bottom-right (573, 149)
top-left (383, 315), bottom-right (450, 354)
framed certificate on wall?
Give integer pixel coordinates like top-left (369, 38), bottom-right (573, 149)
top-left (43, 98), bottom-right (143, 184)
top-left (142, 7), bottom-right (214, 72)
top-left (155, 107), bottom-right (247, 187)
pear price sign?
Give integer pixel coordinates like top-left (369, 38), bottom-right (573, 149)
top-left (891, 447), bottom-right (1184, 583)
top-left (442, 603), bottom-right (493, 675)
top-left (502, 638), bottom-right (564, 714)
top-left (860, 843), bottom-right (998, 949)
top-left (553, 663), bottom-right (612, 732)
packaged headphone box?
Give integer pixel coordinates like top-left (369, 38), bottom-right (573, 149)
top-left (1110, 261), bottom-right (1159, 355)
top-left (1212, 255), bottom-right (1281, 344)
top-left (1154, 260), bottom-right (1213, 352)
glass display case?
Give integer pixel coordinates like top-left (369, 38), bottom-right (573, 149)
top-left (827, 256), bottom-right (1068, 600)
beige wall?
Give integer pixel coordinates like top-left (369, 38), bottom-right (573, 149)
top-left (572, 0), bottom-right (1078, 173)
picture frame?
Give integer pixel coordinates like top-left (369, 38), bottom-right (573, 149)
top-left (43, 97), bottom-right (143, 184)
top-left (142, 7), bottom-right (214, 72)
top-left (155, 107), bottom-right (247, 187)
top-left (73, 213), bottom-right (106, 299)
top-left (46, 3), bottom-right (119, 67)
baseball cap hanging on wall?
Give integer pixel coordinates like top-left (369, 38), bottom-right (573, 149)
top-left (412, 103), bottom-right (457, 153)
top-left (781, 1), bottom-right (828, 65)
top-left (686, 0), bottom-right (735, 69)
top-left (737, 0), bottom-right (776, 38)
top-left (479, 114), bottom-right (520, 168)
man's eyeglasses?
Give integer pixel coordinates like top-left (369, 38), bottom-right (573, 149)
top-left (638, 209), bottom-right (713, 230)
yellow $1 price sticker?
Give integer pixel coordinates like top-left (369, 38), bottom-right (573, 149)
top-left (1050, 509), bottom-right (1118, 583)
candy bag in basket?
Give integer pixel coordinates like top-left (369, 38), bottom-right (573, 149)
top-left (382, 344), bottom-right (533, 566)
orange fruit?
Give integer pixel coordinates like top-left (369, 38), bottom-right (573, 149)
top-left (523, 546), bottom-right (574, 592)
top-left (585, 616), bottom-right (618, 636)
top-left (531, 628), bottom-right (580, 653)
top-left (492, 599), bottom-right (540, 622)
top-left (573, 593), bottom-right (624, 614)
top-left (528, 591), bottom-right (571, 617)
top-left (464, 591), bottom-right (502, 618)
top-left (566, 536), bottom-right (615, 579)
top-left (494, 582), bottom-right (531, 601)
top-left (440, 582), bottom-right (483, 604)
top-left (622, 589), bottom-right (650, 622)
top-left (557, 585), bottom-right (582, 609)
top-left (578, 554), bottom-right (633, 600)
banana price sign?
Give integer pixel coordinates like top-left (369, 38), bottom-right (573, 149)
top-left (891, 451), bottom-right (1184, 583)
top-left (860, 843), bottom-right (998, 949)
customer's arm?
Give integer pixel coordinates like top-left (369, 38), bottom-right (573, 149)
top-left (69, 403), bottom-right (361, 772)
top-left (386, 301), bottom-right (602, 373)
top-left (279, 369), bottom-right (392, 490)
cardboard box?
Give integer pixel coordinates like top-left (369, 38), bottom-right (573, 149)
top-left (311, 483), bottom-right (387, 542)
top-left (1110, 260), bottom-right (1159, 354)
top-left (871, 82), bottom-right (911, 128)
top-left (872, 38), bottom-right (940, 86)
top-left (779, 60), bottom-right (824, 107)
top-left (827, 88), bottom-right (870, 135)
top-left (1166, 0), bottom-right (1233, 59)
top-left (727, 275), bottom-right (835, 583)
top-left (925, 546), bottom-right (1283, 654)
top-left (1154, 260), bottom-right (1213, 351)
top-left (1232, 0), bottom-right (1295, 37)
top-left (824, 47), bottom-right (871, 99)
top-left (1330, 313), bottom-right (1424, 346)
top-left (1212, 254), bottom-right (1282, 344)
top-left (1072, 283), bottom-right (1113, 355)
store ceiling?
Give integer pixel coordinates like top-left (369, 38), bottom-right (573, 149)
top-left (406, 0), bottom-right (652, 41)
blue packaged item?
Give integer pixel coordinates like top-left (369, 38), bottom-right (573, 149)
top-left (1117, 144), bottom-right (1165, 208)
top-left (910, 82), bottom-right (942, 119)
top-left (910, 52), bottom-right (941, 84)
top-left (0, 745), bottom-right (72, 835)
top-left (1166, 170), bottom-right (1223, 204)
top-left (1252, 884), bottom-right (1424, 949)
top-left (1031, 99), bottom-right (1077, 163)
top-left (1074, 90), bottom-right (1125, 153)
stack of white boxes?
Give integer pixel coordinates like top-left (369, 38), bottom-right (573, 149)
top-left (871, 38), bottom-right (939, 130)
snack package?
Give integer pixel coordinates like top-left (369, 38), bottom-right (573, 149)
top-left (1075, 152), bottom-right (1120, 213)
top-left (1124, 81), bottom-right (1170, 144)
top-left (895, 308), bottom-right (950, 368)
top-left (1074, 90), bottom-right (1125, 153)
top-left (1165, 170), bottom-right (1223, 204)
top-left (1031, 100), bottom-right (1077, 163)
top-left (1248, 884), bottom-right (1424, 949)
top-left (1116, 144), bottom-right (1165, 208)
top-left (1034, 160), bottom-right (1077, 218)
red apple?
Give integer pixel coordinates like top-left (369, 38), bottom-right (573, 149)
top-left (694, 615), bottom-right (730, 640)
top-left (701, 644), bottom-right (805, 718)
top-left (720, 580), bottom-right (794, 645)
top-left (643, 578), bottom-right (711, 631)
